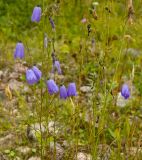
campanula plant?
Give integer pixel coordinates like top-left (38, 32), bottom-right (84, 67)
top-left (52, 60), bottom-right (62, 75)
top-left (121, 84), bottom-right (130, 99)
top-left (67, 83), bottom-right (77, 97)
top-left (26, 69), bottom-right (38, 85)
top-left (26, 66), bottom-right (42, 85)
top-left (14, 42), bottom-right (24, 59)
top-left (31, 6), bottom-right (42, 22)
top-left (60, 85), bottom-right (67, 99)
top-left (32, 66), bottom-right (42, 81)
top-left (46, 79), bottom-right (59, 95)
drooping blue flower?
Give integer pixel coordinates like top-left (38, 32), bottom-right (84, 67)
top-left (121, 84), bottom-right (130, 99)
top-left (26, 66), bottom-right (42, 85)
top-left (52, 60), bottom-right (62, 75)
top-left (26, 69), bottom-right (38, 85)
top-left (14, 42), bottom-right (24, 59)
top-left (46, 79), bottom-right (59, 95)
top-left (32, 66), bottom-right (42, 81)
top-left (54, 61), bottom-right (62, 74)
top-left (49, 17), bottom-right (55, 29)
top-left (60, 85), bottom-right (67, 99)
top-left (67, 83), bottom-right (77, 97)
top-left (31, 6), bottom-right (41, 22)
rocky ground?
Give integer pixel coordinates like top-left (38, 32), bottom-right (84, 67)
top-left (0, 60), bottom-right (142, 160)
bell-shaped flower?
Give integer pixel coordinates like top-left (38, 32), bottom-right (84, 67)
top-left (67, 83), bottom-right (77, 97)
top-left (14, 42), bottom-right (24, 59)
top-left (53, 61), bottom-right (62, 74)
top-left (121, 84), bottom-right (130, 99)
top-left (26, 69), bottom-right (38, 85)
top-left (31, 6), bottom-right (41, 22)
top-left (32, 66), bottom-right (42, 81)
top-left (60, 85), bottom-right (67, 99)
top-left (26, 66), bottom-right (42, 85)
top-left (46, 79), bottom-right (59, 95)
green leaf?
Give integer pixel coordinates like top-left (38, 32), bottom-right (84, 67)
top-left (108, 128), bottom-right (116, 139)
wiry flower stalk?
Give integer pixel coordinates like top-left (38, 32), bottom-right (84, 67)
top-left (44, 33), bottom-right (48, 48)
top-left (127, 0), bottom-right (134, 24)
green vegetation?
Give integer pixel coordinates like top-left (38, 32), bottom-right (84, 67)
top-left (0, 0), bottom-right (142, 159)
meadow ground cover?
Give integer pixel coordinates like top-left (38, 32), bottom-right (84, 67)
top-left (0, 0), bottom-right (142, 159)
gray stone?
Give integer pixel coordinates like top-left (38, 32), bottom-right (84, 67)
top-left (75, 152), bottom-right (92, 160)
top-left (126, 147), bottom-right (142, 156)
top-left (31, 123), bottom-right (46, 133)
top-left (13, 62), bottom-right (27, 73)
top-left (3, 98), bottom-right (18, 109)
top-left (50, 142), bottom-right (64, 160)
top-left (22, 85), bottom-right (32, 94)
top-left (9, 72), bottom-right (19, 79)
top-left (62, 140), bottom-right (69, 148)
top-left (48, 121), bottom-right (59, 135)
top-left (2, 69), bottom-right (10, 82)
top-left (11, 109), bottom-right (19, 116)
top-left (124, 48), bottom-right (141, 57)
top-left (27, 123), bottom-right (46, 142)
top-left (14, 156), bottom-right (21, 160)
top-left (98, 144), bottom-right (111, 160)
top-left (9, 79), bottom-right (23, 92)
top-left (80, 86), bottom-right (92, 93)
top-left (0, 83), bottom-right (6, 90)
top-left (0, 152), bottom-right (8, 160)
top-left (28, 157), bottom-right (41, 160)
top-left (16, 146), bottom-right (31, 155)
top-left (0, 134), bottom-right (15, 148)
top-left (116, 92), bottom-right (129, 107)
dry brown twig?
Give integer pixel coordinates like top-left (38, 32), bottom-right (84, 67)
top-left (127, 0), bottom-right (134, 24)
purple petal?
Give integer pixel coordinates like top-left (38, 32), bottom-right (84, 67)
top-left (60, 85), bottom-right (67, 99)
top-left (46, 79), bottom-right (59, 95)
top-left (14, 42), bottom-right (24, 59)
top-left (121, 84), bottom-right (130, 99)
top-left (32, 66), bottom-right (42, 81)
top-left (54, 61), bottom-right (62, 74)
top-left (26, 69), bottom-right (38, 85)
top-left (67, 83), bottom-right (77, 97)
top-left (31, 6), bottom-right (41, 22)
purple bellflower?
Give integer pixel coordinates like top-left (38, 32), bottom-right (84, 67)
top-left (26, 69), bottom-right (38, 85)
top-left (46, 79), bottom-right (59, 95)
top-left (14, 42), bottom-right (24, 59)
top-left (60, 85), bottom-right (67, 99)
top-left (31, 6), bottom-right (41, 22)
top-left (49, 17), bottom-right (55, 29)
top-left (67, 83), bottom-right (77, 97)
top-left (52, 60), bottom-right (62, 75)
top-left (54, 61), bottom-right (62, 74)
top-left (26, 66), bottom-right (42, 85)
top-left (121, 84), bottom-right (130, 99)
top-left (32, 66), bottom-right (42, 81)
